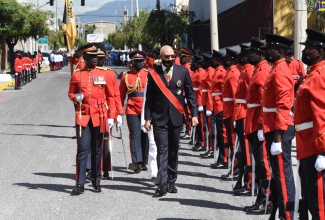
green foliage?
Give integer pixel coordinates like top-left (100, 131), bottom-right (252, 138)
top-left (107, 7), bottom-right (195, 50)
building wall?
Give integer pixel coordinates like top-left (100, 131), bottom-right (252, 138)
top-left (84, 21), bottom-right (116, 37)
top-left (189, 0), bottom-right (245, 21)
top-left (189, 0), bottom-right (273, 51)
top-left (274, 0), bottom-right (294, 38)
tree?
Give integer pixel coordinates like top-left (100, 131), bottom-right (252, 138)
top-left (0, 0), bottom-right (53, 72)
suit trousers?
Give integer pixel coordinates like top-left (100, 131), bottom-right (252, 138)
top-left (76, 119), bottom-right (103, 186)
top-left (265, 126), bottom-right (295, 220)
top-left (153, 120), bottom-right (182, 184)
top-left (299, 154), bottom-right (325, 220)
top-left (126, 114), bottom-right (149, 165)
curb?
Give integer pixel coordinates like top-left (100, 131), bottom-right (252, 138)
top-left (0, 80), bottom-right (15, 91)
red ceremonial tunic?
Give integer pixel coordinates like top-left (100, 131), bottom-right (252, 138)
top-left (68, 67), bottom-right (124, 131)
top-left (201, 66), bottom-right (214, 107)
top-left (191, 68), bottom-right (204, 106)
top-left (14, 58), bottom-right (23, 73)
top-left (233, 63), bottom-right (254, 121)
top-left (209, 65), bottom-right (226, 114)
top-left (261, 58), bottom-right (294, 133)
top-left (119, 68), bottom-right (148, 115)
top-left (222, 65), bottom-right (240, 119)
top-left (245, 60), bottom-right (271, 135)
top-left (294, 61), bottom-right (325, 159)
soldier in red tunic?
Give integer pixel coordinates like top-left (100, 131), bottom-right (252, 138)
top-left (244, 38), bottom-right (272, 214)
top-left (295, 29), bottom-right (325, 220)
top-left (262, 34), bottom-right (296, 219)
top-left (209, 50), bottom-right (228, 169)
top-left (14, 51), bottom-right (23, 90)
top-left (68, 43), bottom-right (124, 195)
top-left (220, 48), bottom-right (240, 180)
top-left (119, 51), bottom-right (149, 173)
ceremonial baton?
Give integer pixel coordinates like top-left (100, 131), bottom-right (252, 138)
top-left (119, 127), bottom-right (129, 170)
top-left (251, 155), bottom-right (256, 205)
top-left (231, 133), bottom-right (239, 181)
top-left (108, 131), bottom-right (114, 179)
top-left (213, 123), bottom-right (217, 164)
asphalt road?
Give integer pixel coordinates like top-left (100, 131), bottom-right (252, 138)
top-left (0, 66), bottom-right (297, 220)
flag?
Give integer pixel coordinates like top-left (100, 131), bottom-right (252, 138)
top-left (62, 0), bottom-right (77, 50)
top-left (315, 0), bottom-right (325, 11)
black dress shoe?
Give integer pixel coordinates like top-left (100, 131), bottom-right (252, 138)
top-left (167, 182), bottom-right (177, 193)
top-left (155, 184), bottom-right (167, 196)
top-left (221, 169), bottom-right (239, 181)
top-left (102, 172), bottom-right (109, 180)
top-left (93, 185), bottom-right (101, 193)
top-left (246, 200), bottom-right (272, 214)
top-left (71, 184), bottom-right (84, 195)
top-left (188, 140), bottom-right (193, 145)
top-left (200, 150), bottom-right (214, 158)
top-left (140, 165), bottom-right (148, 171)
top-left (233, 187), bottom-right (252, 196)
top-left (192, 146), bottom-right (206, 152)
top-left (210, 162), bottom-right (228, 169)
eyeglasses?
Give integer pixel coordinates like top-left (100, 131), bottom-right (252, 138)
top-left (162, 54), bottom-right (176, 59)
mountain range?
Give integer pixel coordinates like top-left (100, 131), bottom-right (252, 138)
top-left (77, 0), bottom-right (174, 26)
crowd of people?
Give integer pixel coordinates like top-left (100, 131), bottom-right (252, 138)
top-left (67, 28), bottom-right (325, 220)
top-left (13, 50), bottom-right (42, 90)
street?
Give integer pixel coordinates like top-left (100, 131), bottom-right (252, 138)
top-left (0, 66), bottom-right (296, 220)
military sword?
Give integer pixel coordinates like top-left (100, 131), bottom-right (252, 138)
top-left (119, 127), bottom-right (129, 170)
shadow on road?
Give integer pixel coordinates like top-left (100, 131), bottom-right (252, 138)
top-left (158, 197), bottom-right (242, 211)
top-left (33, 172), bottom-right (75, 180)
top-left (0, 132), bottom-right (73, 139)
top-left (13, 183), bottom-right (73, 194)
top-left (3, 123), bottom-right (74, 128)
top-left (177, 183), bottom-right (232, 195)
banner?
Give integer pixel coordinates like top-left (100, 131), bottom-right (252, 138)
top-left (315, 0), bottom-right (325, 11)
top-left (62, 0), bottom-right (77, 50)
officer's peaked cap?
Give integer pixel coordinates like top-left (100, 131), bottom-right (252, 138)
top-left (238, 44), bottom-right (249, 56)
top-left (202, 52), bottom-right (213, 61)
top-left (248, 37), bottom-right (266, 53)
top-left (212, 50), bottom-right (226, 59)
top-left (225, 48), bottom-right (239, 59)
top-left (300, 29), bottom-right (325, 49)
top-left (78, 43), bottom-right (99, 55)
top-left (181, 47), bottom-right (193, 57)
top-left (129, 50), bottom-right (146, 60)
top-left (192, 55), bottom-right (203, 63)
top-left (264, 34), bottom-right (293, 50)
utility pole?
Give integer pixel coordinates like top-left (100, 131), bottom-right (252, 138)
top-left (56, 0), bottom-right (58, 32)
top-left (294, 0), bottom-right (307, 60)
top-left (131, 0), bottom-right (134, 20)
top-left (210, 0), bottom-right (219, 51)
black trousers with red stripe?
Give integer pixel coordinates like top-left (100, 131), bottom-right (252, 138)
top-left (300, 154), bottom-right (325, 220)
top-left (206, 114), bottom-right (216, 151)
top-left (247, 131), bottom-right (270, 186)
top-left (214, 111), bottom-right (226, 163)
top-left (196, 111), bottom-right (206, 147)
top-left (265, 126), bottom-right (295, 220)
top-left (76, 119), bottom-right (103, 186)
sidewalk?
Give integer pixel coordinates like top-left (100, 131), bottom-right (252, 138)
top-left (0, 67), bottom-right (50, 91)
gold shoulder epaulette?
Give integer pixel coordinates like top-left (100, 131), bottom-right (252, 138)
top-left (123, 70), bottom-right (132, 74)
top-left (74, 68), bottom-right (84, 72)
top-left (96, 66), bottom-right (107, 71)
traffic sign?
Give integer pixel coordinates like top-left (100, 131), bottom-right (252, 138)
top-left (38, 36), bottom-right (48, 45)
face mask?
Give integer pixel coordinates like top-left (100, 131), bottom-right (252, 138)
top-left (301, 53), bottom-right (313, 66)
top-left (133, 62), bottom-right (144, 71)
top-left (97, 58), bottom-right (104, 67)
top-left (162, 59), bottom-right (174, 67)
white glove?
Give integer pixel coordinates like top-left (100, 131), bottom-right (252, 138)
top-left (108, 118), bottom-right (114, 129)
top-left (206, 110), bottom-right (212, 116)
top-left (270, 142), bottom-right (282, 155)
top-left (315, 155), bottom-right (325, 172)
top-left (198, 106), bottom-right (204, 112)
top-left (257, 129), bottom-right (265, 141)
top-left (233, 121), bottom-right (236, 128)
top-left (141, 125), bottom-right (148, 133)
top-left (184, 98), bottom-right (187, 104)
top-left (117, 115), bottom-right (123, 127)
top-left (74, 93), bottom-right (84, 103)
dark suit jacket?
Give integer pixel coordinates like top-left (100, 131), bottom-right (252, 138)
top-left (145, 64), bottom-right (198, 127)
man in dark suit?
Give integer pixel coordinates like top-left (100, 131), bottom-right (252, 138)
top-left (144, 45), bottom-right (199, 196)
